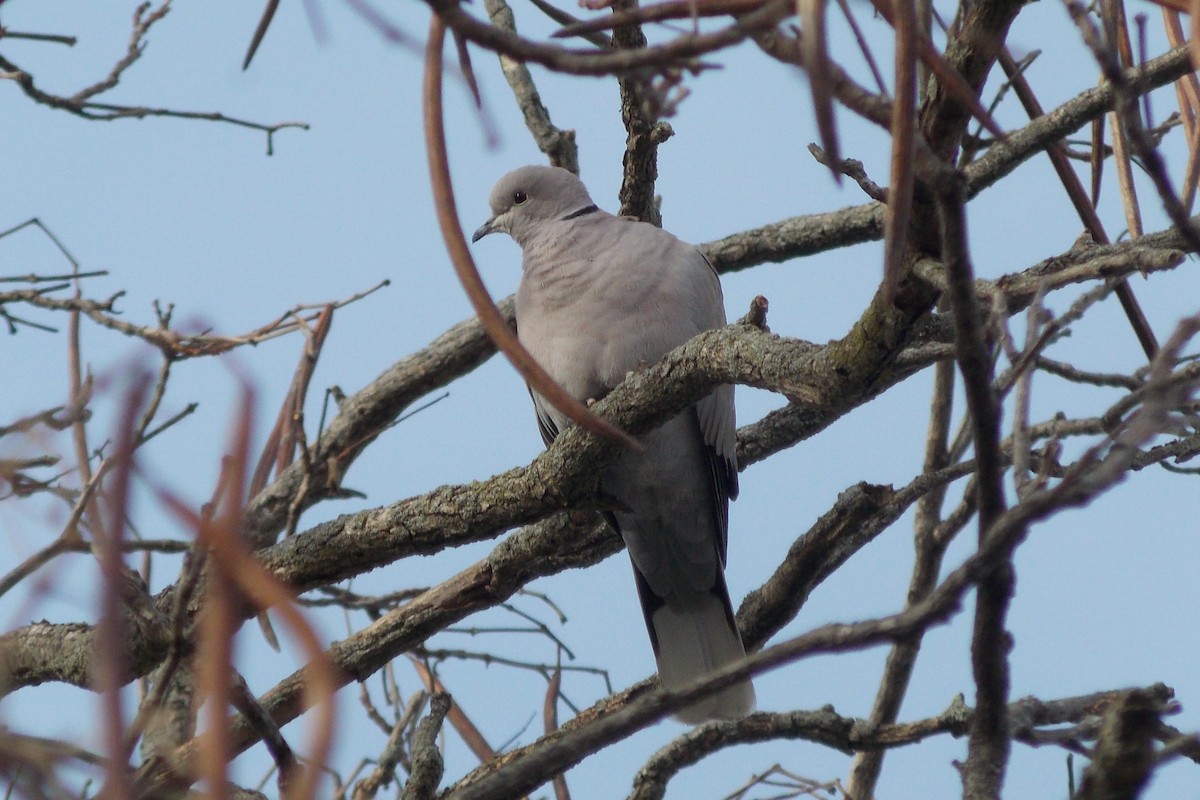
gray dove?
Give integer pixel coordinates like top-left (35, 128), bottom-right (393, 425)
top-left (472, 165), bottom-right (755, 723)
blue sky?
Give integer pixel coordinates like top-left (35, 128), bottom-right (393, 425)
top-left (2, 0), bottom-right (1199, 797)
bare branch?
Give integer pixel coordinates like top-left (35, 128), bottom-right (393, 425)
top-left (0, 3), bottom-right (308, 151)
top-left (630, 686), bottom-right (1176, 800)
top-left (483, 0), bottom-right (580, 173)
top-left (400, 693), bottom-right (451, 800)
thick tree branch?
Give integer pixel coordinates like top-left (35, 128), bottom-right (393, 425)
top-left (99, 387), bottom-right (1200, 796)
top-left (443, 417), bottom-right (1183, 800)
top-left (242, 298), bottom-right (516, 547)
top-left (706, 44), bottom-right (1193, 277)
top-left (3, 224), bottom-right (1184, 703)
top-left (629, 685), bottom-right (1177, 800)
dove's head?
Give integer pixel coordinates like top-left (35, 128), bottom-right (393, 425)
top-left (472, 166), bottom-right (596, 248)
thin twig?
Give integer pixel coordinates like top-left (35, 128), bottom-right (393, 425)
top-left (997, 47), bottom-right (1160, 360)
top-left (834, 0), bottom-right (888, 94)
top-left (807, 144), bottom-right (888, 201)
top-left (937, 182), bottom-right (1014, 800)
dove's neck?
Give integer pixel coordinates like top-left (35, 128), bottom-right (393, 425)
top-left (510, 205), bottom-right (600, 249)
top-left (517, 215), bottom-right (622, 306)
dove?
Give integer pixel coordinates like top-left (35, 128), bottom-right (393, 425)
top-left (472, 165), bottom-right (755, 723)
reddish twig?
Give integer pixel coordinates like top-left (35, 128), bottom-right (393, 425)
top-left (1105, 0), bottom-right (1147, 241)
top-left (867, 0), bottom-right (1008, 143)
top-left (242, 0), bottom-right (281, 69)
top-left (834, 0), bottom-right (888, 94)
top-left (545, 665), bottom-right (572, 800)
top-left (428, 0), bottom-right (791, 76)
top-left (799, 0), bottom-right (841, 178)
top-left (422, 15), bottom-right (641, 450)
top-left (152, 392), bottom-right (339, 800)
top-left (94, 376), bottom-right (152, 798)
top-left (553, 0), bottom-right (764, 36)
top-left (997, 48), bottom-right (1160, 360)
top-left (411, 659), bottom-right (497, 764)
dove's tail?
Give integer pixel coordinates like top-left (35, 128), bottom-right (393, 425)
top-left (635, 569), bottom-right (756, 724)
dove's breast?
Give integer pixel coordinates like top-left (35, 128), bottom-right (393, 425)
top-left (516, 215), bottom-right (717, 409)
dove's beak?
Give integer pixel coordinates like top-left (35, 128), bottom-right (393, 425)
top-left (471, 218), bottom-right (496, 243)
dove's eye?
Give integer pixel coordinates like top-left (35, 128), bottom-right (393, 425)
top-left (513, 191), bottom-right (528, 205)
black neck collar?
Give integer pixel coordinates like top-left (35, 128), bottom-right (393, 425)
top-left (560, 204), bottom-right (599, 221)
